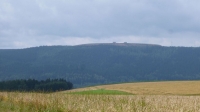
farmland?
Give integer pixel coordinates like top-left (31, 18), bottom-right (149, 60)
top-left (1, 81), bottom-right (200, 111)
top-left (90, 81), bottom-right (200, 95)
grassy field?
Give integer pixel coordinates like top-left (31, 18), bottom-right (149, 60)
top-left (69, 80), bottom-right (200, 95)
top-left (68, 89), bottom-right (133, 95)
top-left (1, 81), bottom-right (200, 111)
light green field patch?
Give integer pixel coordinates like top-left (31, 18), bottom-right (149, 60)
top-left (68, 89), bottom-right (133, 95)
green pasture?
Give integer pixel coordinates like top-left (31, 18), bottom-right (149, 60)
top-left (68, 89), bottom-right (133, 95)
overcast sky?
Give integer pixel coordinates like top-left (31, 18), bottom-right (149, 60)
top-left (0, 0), bottom-right (200, 49)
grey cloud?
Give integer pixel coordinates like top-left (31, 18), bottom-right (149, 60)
top-left (3, 0), bottom-right (200, 37)
top-left (0, 0), bottom-right (200, 48)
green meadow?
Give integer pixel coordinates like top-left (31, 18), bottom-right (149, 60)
top-left (68, 89), bottom-right (133, 95)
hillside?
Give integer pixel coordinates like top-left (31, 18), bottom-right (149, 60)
top-left (1, 43), bottom-right (200, 87)
top-left (70, 81), bottom-right (200, 95)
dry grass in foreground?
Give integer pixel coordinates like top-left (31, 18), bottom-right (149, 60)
top-left (69, 81), bottom-right (200, 95)
top-left (1, 81), bottom-right (200, 111)
top-left (1, 92), bottom-right (200, 112)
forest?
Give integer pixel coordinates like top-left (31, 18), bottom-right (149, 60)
top-left (0, 79), bottom-right (73, 92)
top-left (0, 43), bottom-right (200, 87)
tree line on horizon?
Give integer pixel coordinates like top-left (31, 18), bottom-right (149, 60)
top-left (0, 78), bottom-right (73, 92)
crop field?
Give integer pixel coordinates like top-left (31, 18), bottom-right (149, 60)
top-left (1, 81), bottom-right (200, 112)
top-left (71, 80), bottom-right (200, 95)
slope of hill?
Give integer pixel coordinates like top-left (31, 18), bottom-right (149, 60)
top-left (68, 81), bottom-right (200, 95)
top-left (1, 43), bottom-right (200, 87)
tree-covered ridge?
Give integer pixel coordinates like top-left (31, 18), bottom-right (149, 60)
top-left (0, 43), bottom-right (200, 87)
top-left (0, 79), bottom-right (73, 92)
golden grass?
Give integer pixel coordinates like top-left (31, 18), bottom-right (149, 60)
top-left (1, 81), bottom-right (200, 111)
top-left (68, 81), bottom-right (200, 95)
top-left (1, 92), bottom-right (200, 112)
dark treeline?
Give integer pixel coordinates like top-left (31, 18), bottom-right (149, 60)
top-left (0, 79), bottom-right (73, 92)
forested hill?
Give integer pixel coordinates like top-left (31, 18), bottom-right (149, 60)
top-left (1, 43), bottom-right (200, 87)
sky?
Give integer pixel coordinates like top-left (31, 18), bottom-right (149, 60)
top-left (0, 0), bottom-right (200, 49)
